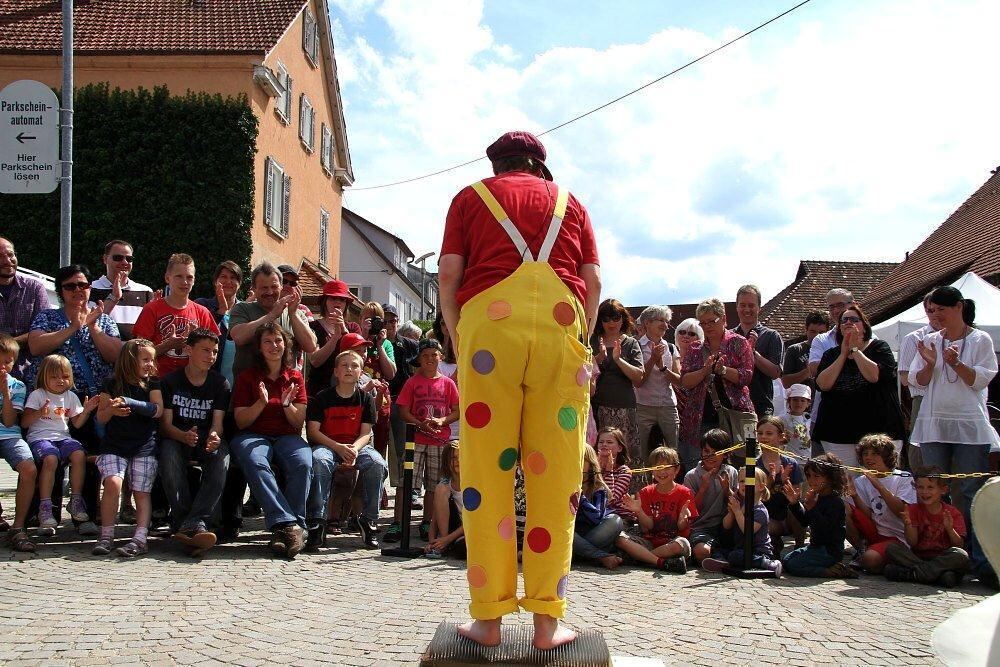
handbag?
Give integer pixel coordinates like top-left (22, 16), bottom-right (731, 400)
top-left (703, 344), bottom-right (756, 444)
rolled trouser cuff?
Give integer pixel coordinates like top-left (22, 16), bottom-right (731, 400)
top-left (518, 596), bottom-right (567, 619)
top-left (469, 597), bottom-right (520, 621)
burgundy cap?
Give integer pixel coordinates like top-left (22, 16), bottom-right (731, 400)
top-left (322, 279), bottom-right (355, 301)
top-left (486, 131), bottom-right (553, 181)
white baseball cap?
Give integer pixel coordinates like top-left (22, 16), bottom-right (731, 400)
top-left (788, 384), bottom-right (812, 400)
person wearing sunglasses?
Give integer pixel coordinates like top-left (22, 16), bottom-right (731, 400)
top-left (89, 239), bottom-right (155, 341)
top-left (591, 298), bottom-right (644, 465)
top-left (814, 303), bottom-right (905, 469)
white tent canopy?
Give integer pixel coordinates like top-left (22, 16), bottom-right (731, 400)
top-left (872, 272), bottom-right (1000, 353)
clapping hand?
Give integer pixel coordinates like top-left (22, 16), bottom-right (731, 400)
top-left (83, 395), bottom-right (100, 411)
top-left (280, 381), bottom-right (299, 406)
top-left (803, 489), bottom-right (818, 511)
top-left (595, 337), bottom-right (607, 364)
top-left (650, 341), bottom-right (666, 366)
top-left (257, 381), bottom-right (269, 404)
top-left (622, 494), bottom-right (642, 514)
top-left (165, 322), bottom-right (188, 351)
top-left (205, 430), bottom-right (221, 453)
top-left (325, 307), bottom-right (347, 335)
top-left (269, 294), bottom-right (293, 319)
top-left (611, 338), bottom-right (622, 362)
top-left (746, 329), bottom-right (759, 350)
top-left (942, 344), bottom-right (961, 368)
top-left (916, 339), bottom-right (937, 367)
top-left (942, 508), bottom-right (954, 532)
top-left (182, 426), bottom-right (199, 447)
top-left (899, 506), bottom-right (913, 528)
top-left (781, 479), bottom-right (799, 504)
top-left (678, 500), bottom-right (692, 524)
top-left (215, 280), bottom-right (236, 313)
top-left (111, 272), bottom-right (127, 302)
top-left (40, 398), bottom-right (51, 417)
top-left (110, 397), bottom-right (131, 417)
top-left (284, 286), bottom-right (302, 314)
top-left (85, 303), bottom-right (104, 329)
top-left (727, 494), bottom-right (741, 516)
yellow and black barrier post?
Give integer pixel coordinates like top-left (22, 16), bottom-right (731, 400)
top-left (725, 423), bottom-right (777, 579)
top-left (382, 424), bottom-right (424, 558)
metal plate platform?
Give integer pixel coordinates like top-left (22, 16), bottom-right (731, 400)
top-left (420, 621), bottom-right (612, 666)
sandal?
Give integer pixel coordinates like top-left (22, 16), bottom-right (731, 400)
top-left (92, 538), bottom-right (114, 556)
top-left (10, 530), bottom-right (35, 553)
top-left (115, 539), bottom-right (148, 558)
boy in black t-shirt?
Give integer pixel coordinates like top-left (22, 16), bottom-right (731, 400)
top-left (306, 350), bottom-right (389, 551)
top-left (158, 329), bottom-right (231, 556)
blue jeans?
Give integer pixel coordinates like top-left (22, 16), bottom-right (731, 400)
top-left (782, 545), bottom-right (838, 577)
top-left (230, 432), bottom-right (312, 530)
top-left (919, 442), bottom-right (991, 574)
top-left (308, 445), bottom-right (388, 524)
top-left (159, 438), bottom-right (230, 532)
top-left (725, 549), bottom-right (777, 570)
top-left (572, 514), bottom-right (624, 562)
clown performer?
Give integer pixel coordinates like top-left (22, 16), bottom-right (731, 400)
top-left (438, 131), bottom-right (601, 649)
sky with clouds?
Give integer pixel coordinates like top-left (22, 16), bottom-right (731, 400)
top-left (329, 0), bottom-right (999, 310)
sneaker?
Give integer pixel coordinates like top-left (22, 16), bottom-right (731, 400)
top-left (326, 519), bottom-right (342, 535)
top-left (92, 538), bottom-right (114, 556)
top-left (425, 548), bottom-right (442, 559)
top-left (419, 520), bottom-right (431, 541)
top-left (883, 563), bottom-right (916, 582)
top-left (118, 506), bottom-right (137, 525)
top-left (77, 521), bottom-right (99, 537)
top-left (356, 517), bottom-right (379, 549)
top-left (116, 539), bottom-right (148, 558)
top-left (938, 570), bottom-right (961, 588)
top-left (660, 556), bottom-right (687, 574)
top-left (67, 496), bottom-right (89, 523)
top-left (149, 518), bottom-right (172, 537)
top-left (701, 557), bottom-right (729, 573)
top-left (39, 507), bottom-right (57, 532)
top-left (281, 524), bottom-right (305, 559)
top-left (269, 529), bottom-right (287, 557)
top-left (173, 528), bottom-right (217, 552)
top-left (410, 492), bottom-right (423, 510)
top-left (769, 560), bottom-right (783, 578)
top-left (825, 562), bottom-right (860, 579)
top-left (383, 522), bottom-right (402, 543)
top-left (305, 523), bottom-right (327, 552)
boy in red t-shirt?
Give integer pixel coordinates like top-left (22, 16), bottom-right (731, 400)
top-left (132, 253), bottom-right (219, 377)
top-left (617, 446), bottom-right (696, 573)
top-left (396, 339), bottom-right (459, 538)
top-left (884, 466), bottom-right (971, 587)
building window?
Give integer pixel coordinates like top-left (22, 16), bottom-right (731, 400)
top-left (319, 208), bottom-right (330, 267)
top-left (302, 8), bottom-right (319, 66)
top-left (299, 94), bottom-right (315, 152)
top-left (349, 285), bottom-right (373, 303)
top-left (320, 124), bottom-right (332, 173)
top-left (263, 156), bottom-right (290, 237)
top-left (275, 63), bottom-right (292, 124)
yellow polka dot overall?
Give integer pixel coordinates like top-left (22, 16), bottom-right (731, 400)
top-left (457, 181), bottom-right (593, 620)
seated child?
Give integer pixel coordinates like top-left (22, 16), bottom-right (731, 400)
top-left (572, 444), bottom-right (624, 570)
top-left (426, 441), bottom-right (466, 559)
top-left (845, 434), bottom-right (915, 573)
top-left (781, 383), bottom-right (813, 460)
top-left (884, 466), bottom-right (970, 587)
top-left (701, 468), bottom-right (781, 575)
top-left (616, 446), bottom-right (696, 573)
top-left (755, 417), bottom-right (805, 558)
top-left (780, 453), bottom-right (858, 578)
top-left (0, 334), bottom-right (39, 552)
top-left (22, 355), bottom-right (99, 535)
top-left (94, 339), bottom-right (164, 558)
top-left (684, 428), bottom-right (739, 563)
top-left (595, 427), bottom-right (634, 523)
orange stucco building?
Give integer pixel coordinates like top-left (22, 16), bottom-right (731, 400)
top-left (0, 0), bottom-right (353, 277)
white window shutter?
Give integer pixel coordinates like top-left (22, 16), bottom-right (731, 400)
top-left (284, 75), bottom-right (293, 122)
top-left (320, 125), bottom-right (330, 170)
top-left (309, 106), bottom-right (316, 150)
top-left (319, 209), bottom-right (330, 265)
top-left (282, 173), bottom-right (291, 236)
top-left (264, 157), bottom-right (274, 228)
top-left (299, 95), bottom-right (306, 142)
top-left (303, 10), bottom-right (313, 56)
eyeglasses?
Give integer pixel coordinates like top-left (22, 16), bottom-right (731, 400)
top-left (282, 278), bottom-right (298, 287)
top-left (110, 254), bottom-right (134, 263)
top-left (61, 282), bottom-right (91, 291)
top-left (698, 316), bottom-right (721, 327)
top-left (840, 316), bottom-right (861, 324)
top-left (600, 313), bottom-right (622, 323)
top-left (676, 330), bottom-right (698, 337)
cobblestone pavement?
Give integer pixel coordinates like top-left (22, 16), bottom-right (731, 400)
top-left (0, 470), bottom-right (993, 666)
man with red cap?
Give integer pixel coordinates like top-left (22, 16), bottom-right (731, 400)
top-left (439, 131), bottom-right (601, 649)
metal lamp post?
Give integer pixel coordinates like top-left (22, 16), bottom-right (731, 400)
top-left (414, 251), bottom-right (434, 319)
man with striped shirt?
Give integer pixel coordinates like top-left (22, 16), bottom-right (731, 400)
top-left (90, 239), bottom-right (155, 341)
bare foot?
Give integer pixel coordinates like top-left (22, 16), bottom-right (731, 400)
top-left (599, 554), bottom-right (623, 570)
top-left (532, 614), bottom-right (577, 650)
top-left (457, 619), bottom-right (502, 647)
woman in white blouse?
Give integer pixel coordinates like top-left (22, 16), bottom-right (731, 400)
top-left (910, 285), bottom-right (999, 583)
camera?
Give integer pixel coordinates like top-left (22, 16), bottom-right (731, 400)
top-left (369, 315), bottom-right (384, 339)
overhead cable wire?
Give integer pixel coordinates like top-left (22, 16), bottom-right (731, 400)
top-left (350, 0), bottom-right (814, 192)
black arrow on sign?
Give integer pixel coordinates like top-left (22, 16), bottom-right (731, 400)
top-left (15, 132), bottom-right (36, 144)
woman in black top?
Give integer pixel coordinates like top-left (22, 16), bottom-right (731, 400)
top-left (814, 303), bottom-right (905, 468)
top-left (590, 299), bottom-right (644, 462)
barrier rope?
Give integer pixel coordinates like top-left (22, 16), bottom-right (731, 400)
top-left (629, 443), bottom-right (746, 474)
top-left (756, 442), bottom-right (999, 480)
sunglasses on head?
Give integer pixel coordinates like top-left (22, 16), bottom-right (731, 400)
top-left (61, 281), bottom-right (91, 292)
top-left (600, 313), bottom-right (622, 323)
top-left (110, 254), bottom-right (134, 263)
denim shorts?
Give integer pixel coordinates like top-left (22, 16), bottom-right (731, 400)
top-left (96, 454), bottom-right (158, 493)
top-left (29, 438), bottom-right (85, 464)
top-left (0, 437), bottom-right (33, 470)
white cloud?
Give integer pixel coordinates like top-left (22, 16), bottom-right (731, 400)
top-left (335, 0), bottom-right (1000, 310)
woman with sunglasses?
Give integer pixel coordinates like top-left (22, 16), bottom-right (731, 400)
top-left (590, 299), bottom-right (644, 463)
top-left (26, 265), bottom-right (123, 398)
top-left (814, 303), bottom-right (905, 468)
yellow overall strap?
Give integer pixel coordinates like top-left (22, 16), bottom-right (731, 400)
top-left (471, 181), bottom-right (532, 261)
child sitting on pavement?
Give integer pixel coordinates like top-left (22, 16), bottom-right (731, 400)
top-left (845, 434), bottom-right (915, 573)
top-left (685, 428), bottom-right (739, 564)
top-left (595, 427), bottom-right (634, 523)
top-left (0, 334), bottom-right (40, 552)
top-left (884, 466), bottom-right (970, 587)
top-left (573, 444), bottom-right (624, 570)
top-left (756, 416), bottom-right (805, 558)
top-left (616, 446), bottom-right (696, 573)
top-left (780, 454), bottom-right (857, 578)
top-left (701, 468), bottom-right (782, 576)
top-left (425, 441), bottom-right (466, 559)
